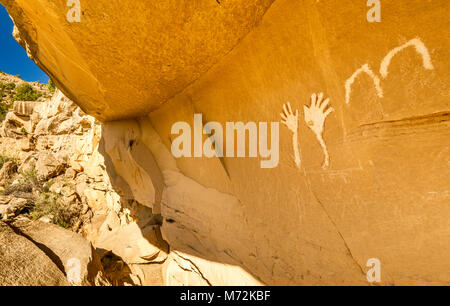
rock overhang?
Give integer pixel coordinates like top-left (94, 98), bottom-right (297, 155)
top-left (0, 0), bottom-right (275, 121)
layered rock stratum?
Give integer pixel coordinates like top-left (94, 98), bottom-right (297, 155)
top-left (0, 0), bottom-right (449, 285)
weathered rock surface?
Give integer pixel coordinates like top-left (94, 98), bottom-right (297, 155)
top-left (1, 111), bottom-right (32, 137)
top-left (1, 0), bottom-right (449, 286)
top-left (0, 0), bottom-right (275, 121)
top-left (35, 152), bottom-right (66, 181)
top-left (0, 161), bottom-right (17, 185)
top-left (0, 87), bottom-right (168, 285)
top-left (13, 101), bottom-right (38, 117)
top-left (11, 219), bottom-right (109, 286)
top-left (0, 197), bottom-right (29, 221)
top-left (94, 220), bottom-right (168, 265)
top-left (0, 221), bottom-right (69, 286)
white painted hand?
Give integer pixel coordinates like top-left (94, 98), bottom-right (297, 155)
top-left (281, 102), bottom-right (301, 168)
top-left (280, 102), bottom-right (298, 133)
top-left (304, 93), bottom-right (334, 169)
top-left (303, 93), bottom-right (334, 136)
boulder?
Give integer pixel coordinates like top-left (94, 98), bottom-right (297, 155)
top-left (0, 111), bottom-right (32, 137)
top-left (35, 152), bottom-right (66, 181)
top-left (0, 221), bottom-right (70, 286)
top-left (130, 263), bottom-right (164, 286)
top-left (95, 220), bottom-right (168, 265)
top-left (11, 219), bottom-right (109, 286)
top-left (20, 139), bottom-right (34, 152)
top-left (17, 152), bottom-right (37, 173)
top-left (0, 161), bottom-right (17, 185)
top-left (65, 168), bottom-right (77, 180)
top-left (56, 118), bottom-right (75, 135)
top-left (0, 197), bottom-right (30, 221)
top-left (33, 116), bottom-right (58, 136)
top-left (0, 195), bottom-right (12, 205)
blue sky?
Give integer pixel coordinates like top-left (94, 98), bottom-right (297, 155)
top-left (0, 4), bottom-right (49, 83)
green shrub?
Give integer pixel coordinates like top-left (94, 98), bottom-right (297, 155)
top-left (3, 165), bottom-right (37, 196)
top-left (3, 180), bottom-right (34, 195)
top-left (0, 102), bottom-right (11, 121)
top-left (30, 192), bottom-right (77, 229)
top-left (43, 179), bottom-right (54, 192)
top-left (13, 83), bottom-right (42, 101)
top-left (2, 163), bottom-right (80, 229)
top-left (0, 85), bottom-right (13, 119)
top-left (21, 166), bottom-right (39, 188)
top-left (47, 79), bottom-right (56, 93)
top-left (5, 82), bottom-right (16, 91)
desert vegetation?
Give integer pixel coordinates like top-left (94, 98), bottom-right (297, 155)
top-left (13, 83), bottom-right (42, 101)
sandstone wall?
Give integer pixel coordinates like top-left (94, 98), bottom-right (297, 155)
top-left (1, 0), bottom-right (449, 285)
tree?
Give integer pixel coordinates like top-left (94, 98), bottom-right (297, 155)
top-left (13, 83), bottom-right (42, 101)
top-left (47, 79), bottom-right (56, 93)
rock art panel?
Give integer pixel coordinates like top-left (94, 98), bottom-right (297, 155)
top-left (1, 0), bottom-right (449, 286)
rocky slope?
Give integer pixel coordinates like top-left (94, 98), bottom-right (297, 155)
top-left (0, 0), bottom-right (449, 285)
top-left (0, 75), bottom-right (168, 286)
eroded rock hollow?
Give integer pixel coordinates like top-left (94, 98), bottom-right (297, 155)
top-left (1, 0), bottom-right (449, 285)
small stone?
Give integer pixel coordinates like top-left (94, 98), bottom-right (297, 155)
top-left (38, 216), bottom-right (52, 223)
top-left (35, 152), bottom-right (66, 181)
top-left (65, 168), bottom-right (77, 180)
top-left (70, 161), bottom-right (84, 173)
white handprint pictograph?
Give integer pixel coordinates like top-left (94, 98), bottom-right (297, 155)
top-left (281, 102), bottom-right (301, 168)
top-left (304, 93), bottom-right (334, 169)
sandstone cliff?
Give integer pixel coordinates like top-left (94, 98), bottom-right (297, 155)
top-left (0, 0), bottom-right (449, 285)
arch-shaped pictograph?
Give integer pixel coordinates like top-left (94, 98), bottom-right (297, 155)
top-left (345, 64), bottom-right (384, 104)
top-left (380, 38), bottom-right (434, 79)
